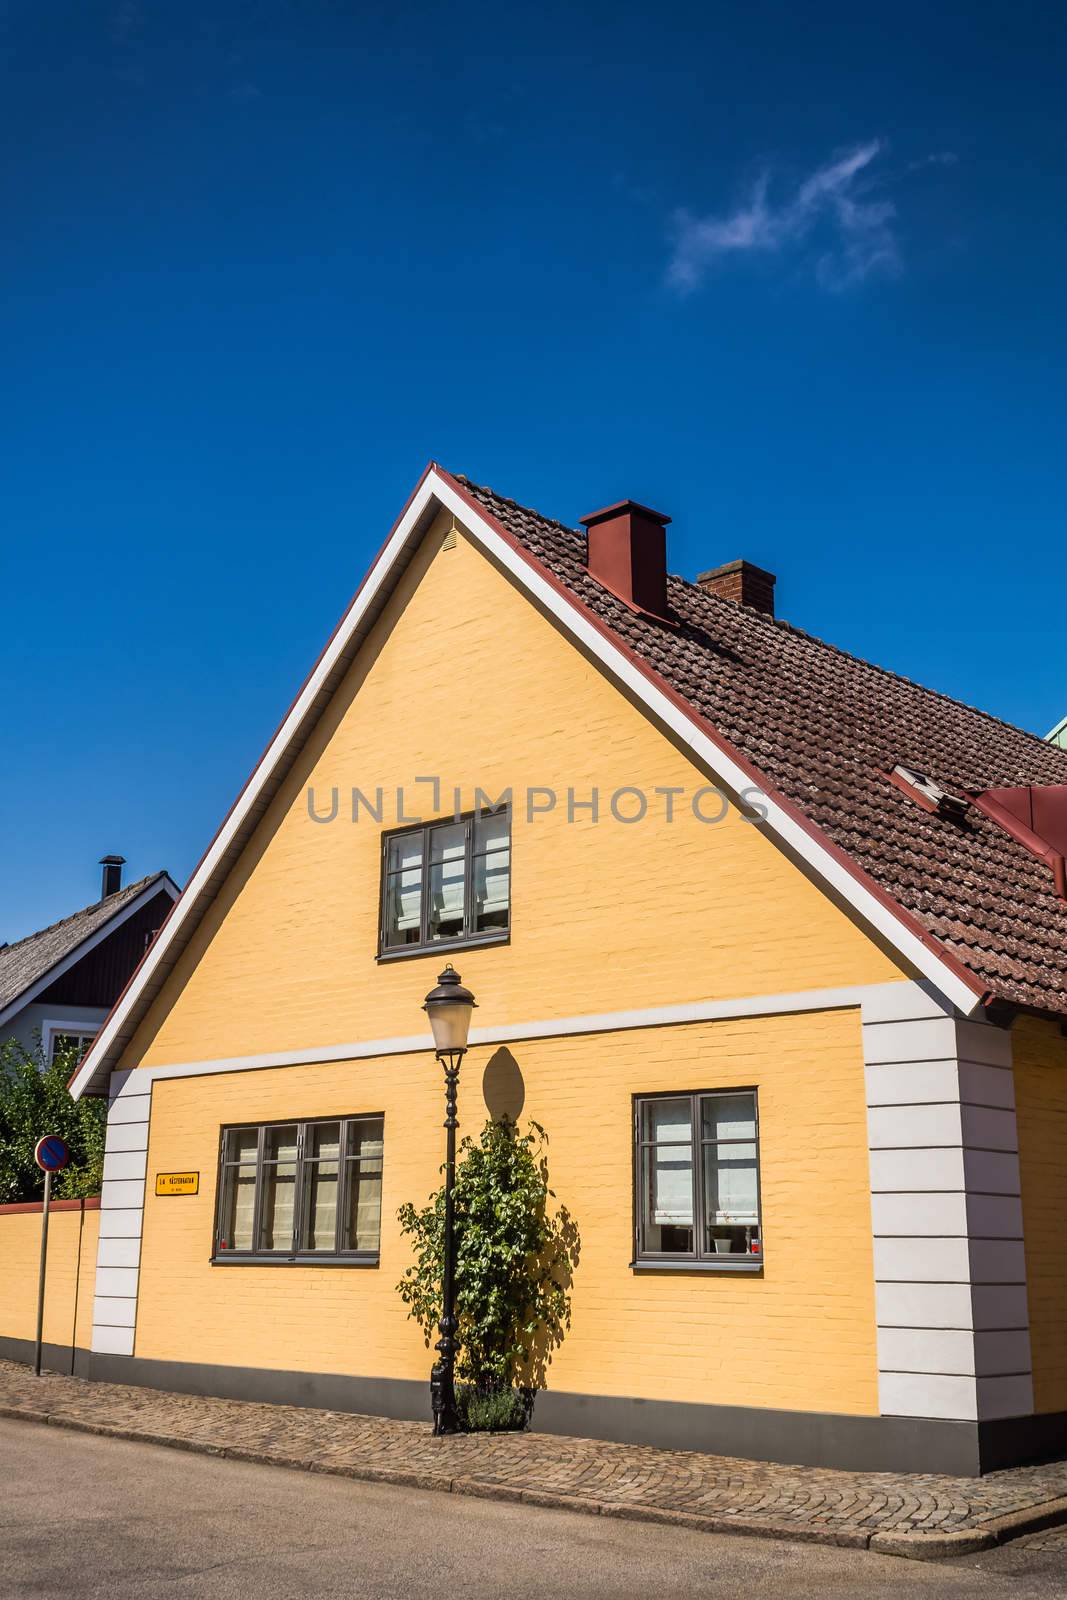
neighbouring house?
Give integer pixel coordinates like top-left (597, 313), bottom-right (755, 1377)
top-left (1048, 715), bottom-right (1067, 750)
top-left (8, 463), bottom-right (1067, 1477)
top-left (0, 858), bottom-right (179, 1063)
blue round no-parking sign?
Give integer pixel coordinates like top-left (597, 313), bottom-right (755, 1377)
top-left (34, 1135), bottom-right (71, 1173)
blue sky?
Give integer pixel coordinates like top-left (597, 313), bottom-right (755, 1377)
top-left (2, 1), bottom-right (1066, 939)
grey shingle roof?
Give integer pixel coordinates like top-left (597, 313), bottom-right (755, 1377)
top-left (453, 472), bottom-right (1067, 1018)
top-left (0, 874), bottom-right (173, 1015)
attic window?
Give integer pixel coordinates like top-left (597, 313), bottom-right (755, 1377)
top-left (887, 765), bottom-right (970, 821)
top-left (378, 807), bottom-right (511, 958)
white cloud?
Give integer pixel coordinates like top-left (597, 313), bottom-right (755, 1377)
top-left (667, 140), bottom-right (910, 294)
top-left (908, 151), bottom-right (959, 171)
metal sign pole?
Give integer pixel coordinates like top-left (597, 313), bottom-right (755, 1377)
top-left (34, 1168), bottom-right (52, 1378)
top-left (31, 1134), bottom-right (71, 1379)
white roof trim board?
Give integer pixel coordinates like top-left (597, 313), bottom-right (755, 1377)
top-left (69, 469), bottom-right (981, 1099)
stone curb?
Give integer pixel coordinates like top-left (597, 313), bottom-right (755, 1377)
top-left (4, 1400), bottom-right (1067, 1562)
top-left (868, 1493), bottom-right (1067, 1560)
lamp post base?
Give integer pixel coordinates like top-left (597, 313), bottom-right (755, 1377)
top-left (430, 1357), bottom-right (461, 1436)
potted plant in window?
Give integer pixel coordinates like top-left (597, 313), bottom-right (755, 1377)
top-left (714, 1212), bottom-right (735, 1253)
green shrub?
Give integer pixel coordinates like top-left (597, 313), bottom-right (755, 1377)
top-left (397, 1115), bottom-right (580, 1412)
top-left (0, 1038), bottom-right (106, 1203)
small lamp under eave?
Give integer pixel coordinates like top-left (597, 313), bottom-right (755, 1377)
top-left (423, 964), bottom-right (477, 1058)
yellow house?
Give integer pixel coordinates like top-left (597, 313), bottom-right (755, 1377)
top-left (48, 465), bottom-right (1067, 1474)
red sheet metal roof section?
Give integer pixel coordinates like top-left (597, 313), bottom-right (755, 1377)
top-left (972, 786), bottom-right (1067, 900)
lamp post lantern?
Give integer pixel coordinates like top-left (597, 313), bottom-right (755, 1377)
top-left (423, 963), bottom-right (477, 1435)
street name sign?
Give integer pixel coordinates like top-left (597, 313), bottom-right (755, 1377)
top-left (155, 1171), bottom-right (199, 1196)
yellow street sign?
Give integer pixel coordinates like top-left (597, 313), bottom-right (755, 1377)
top-left (155, 1171), bottom-right (199, 1197)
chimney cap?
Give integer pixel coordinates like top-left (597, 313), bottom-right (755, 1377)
top-left (98, 854), bottom-right (127, 866)
top-left (580, 499), bottom-right (671, 530)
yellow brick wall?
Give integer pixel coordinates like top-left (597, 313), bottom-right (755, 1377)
top-left (1014, 1016), bottom-right (1067, 1415)
top-left (0, 1203), bottom-right (99, 1353)
top-left (120, 512), bottom-right (904, 1073)
top-left (136, 1006), bottom-right (880, 1416)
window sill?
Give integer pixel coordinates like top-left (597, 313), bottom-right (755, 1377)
top-left (211, 1254), bottom-right (380, 1268)
top-left (629, 1258), bottom-right (763, 1274)
top-left (376, 931), bottom-right (509, 964)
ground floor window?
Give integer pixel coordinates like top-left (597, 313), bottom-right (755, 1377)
top-left (633, 1090), bottom-right (761, 1269)
top-left (213, 1114), bottom-right (383, 1264)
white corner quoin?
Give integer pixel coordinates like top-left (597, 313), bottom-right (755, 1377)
top-left (863, 981), bottom-right (1033, 1425)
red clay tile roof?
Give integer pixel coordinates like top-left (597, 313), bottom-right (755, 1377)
top-left (455, 474), bottom-right (1067, 1018)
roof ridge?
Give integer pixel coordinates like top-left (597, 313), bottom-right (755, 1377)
top-left (452, 474), bottom-right (586, 546)
top-left (459, 473), bottom-right (1060, 765)
top-left (1, 871), bottom-right (167, 953)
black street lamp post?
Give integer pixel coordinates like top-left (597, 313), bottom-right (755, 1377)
top-left (422, 963), bottom-right (477, 1436)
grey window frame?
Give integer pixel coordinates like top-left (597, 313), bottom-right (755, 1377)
top-left (631, 1089), bottom-right (763, 1273)
top-left (377, 806), bottom-right (510, 960)
top-left (211, 1113), bottom-right (383, 1266)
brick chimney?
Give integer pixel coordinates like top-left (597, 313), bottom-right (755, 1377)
top-left (697, 559), bottom-right (776, 617)
top-left (580, 500), bottom-right (671, 618)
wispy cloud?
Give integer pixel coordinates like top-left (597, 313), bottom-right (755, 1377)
top-left (907, 150), bottom-right (958, 172)
top-left (667, 140), bottom-right (927, 295)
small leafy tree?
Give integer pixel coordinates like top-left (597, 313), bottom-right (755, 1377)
top-left (397, 1116), bottom-right (580, 1407)
top-left (0, 1038), bottom-right (106, 1203)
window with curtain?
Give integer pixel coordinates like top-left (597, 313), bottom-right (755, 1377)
top-left (379, 807), bottom-right (510, 956)
top-left (633, 1090), bottom-right (761, 1268)
top-left (213, 1115), bottom-right (383, 1263)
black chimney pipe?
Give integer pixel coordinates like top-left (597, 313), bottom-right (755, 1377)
top-left (99, 855), bottom-right (126, 900)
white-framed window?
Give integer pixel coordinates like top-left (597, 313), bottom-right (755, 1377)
top-left (42, 1024), bottom-right (99, 1066)
top-left (633, 1089), bottom-right (762, 1270)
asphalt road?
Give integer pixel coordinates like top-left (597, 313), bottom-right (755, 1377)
top-left (4, 1418), bottom-right (1067, 1599)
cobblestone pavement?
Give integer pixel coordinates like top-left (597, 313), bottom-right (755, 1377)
top-left (4, 1359), bottom-right (1067, 1559)
top-left (1013, 1528), bottom-right (1067, 1554)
